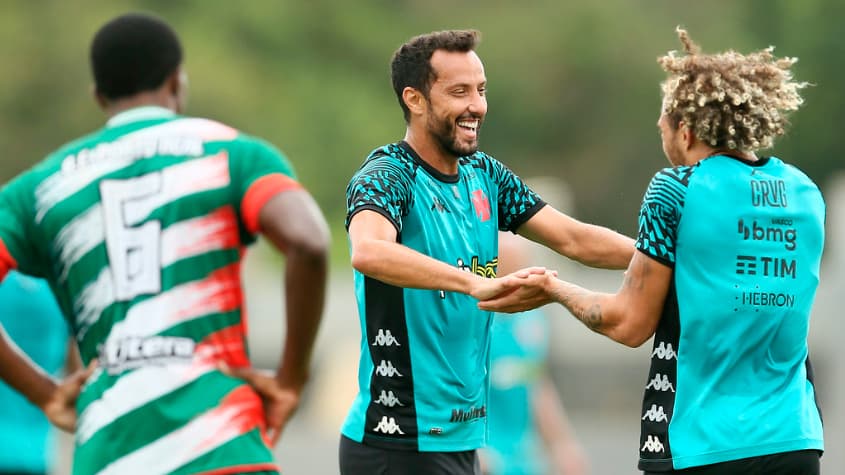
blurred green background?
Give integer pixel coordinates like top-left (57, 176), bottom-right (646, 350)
top-left (1, 0), bottom-right (842, 253)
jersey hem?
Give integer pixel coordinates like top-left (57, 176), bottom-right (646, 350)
top-left (241, 173), bottom-right (301, 233)
top-left (194, 462), bottom-right (281, 475)
top-left (346, 205), bottom-right (401, 233)
top-left (635, 247), bottom-right (674, 268)
top-left (507, 201), bottom-right (546, 232)
top-left (639, 438), bottom-right (825, 471)
top-left (342, 429), bottom-right (484, 453)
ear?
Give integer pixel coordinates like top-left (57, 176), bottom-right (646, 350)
top-left (402, 87), bottom-right (426, 117)
top-left (679, 121), bottom-right (695, 150)
top-left (165, 68), bottom-right (182, 97)
top-left (92, 84), bottom-right (108, 109)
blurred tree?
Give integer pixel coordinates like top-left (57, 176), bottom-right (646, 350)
top-left (0, 0), bottom-right (839, 244)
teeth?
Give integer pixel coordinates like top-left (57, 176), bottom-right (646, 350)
top-left (457, 120), bottom-right (478, 131)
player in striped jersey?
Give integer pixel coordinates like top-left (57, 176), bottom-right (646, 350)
top-left (0, 13), bottom-right (329, 475)
top-left (481, 28), bottom-right (824, 474)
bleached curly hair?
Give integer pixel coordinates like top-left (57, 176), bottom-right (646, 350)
top-left (658, 27), bottom-right (808, 152)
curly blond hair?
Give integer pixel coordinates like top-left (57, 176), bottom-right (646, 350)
top-left (658, 27), bottom-right (808, 152)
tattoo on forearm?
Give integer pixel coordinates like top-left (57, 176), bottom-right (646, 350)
top-left (583, 303), bottom-right (603, 331)
top-left (556, 286), bottom-right (603, 331)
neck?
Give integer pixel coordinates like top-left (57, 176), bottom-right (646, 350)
top-left (102, 91), bottom-right (178, 120)
top-left (403, 127), bottom-right (459, 176)
top-left (685, 143), bottom-right (758, 166)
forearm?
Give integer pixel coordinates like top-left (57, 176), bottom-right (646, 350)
top-left (276, 244), bottom-right (328, 389)
top-left (518, 207), bottom-right (634, 270)
top-left (351, 239), bottom-right (479, 294)
top-left (0, 326), bottom-right (57, 410)
top-left (565, 223), bottom-right (635, 270)
top-left (547, 279), bottom-right (628, 342)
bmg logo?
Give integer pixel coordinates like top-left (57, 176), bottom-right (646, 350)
top-left (737, 219), bottom-right (796, 251)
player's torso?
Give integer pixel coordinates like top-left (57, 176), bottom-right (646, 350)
top-left (641, 156), bottom-right (825, 469)
top-left (350, 154), bottom-right (501, 451)
top-left (31, 111), bottom-right (275, 474)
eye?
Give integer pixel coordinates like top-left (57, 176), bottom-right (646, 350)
top-left (478, 87), bottom-right (487, 96)
top-left (451, 88), bottom-right (467, 96)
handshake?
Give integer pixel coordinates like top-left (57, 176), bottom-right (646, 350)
top-left (471, 266), bottom-right (560, 313)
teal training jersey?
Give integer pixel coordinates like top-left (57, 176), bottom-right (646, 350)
top-left (635, 155), bottom-right (825, 471)
top-left (342, 141), bottom-right (545, 452)
top-left (0, 272), bottom-right (68, 474)
top-left (0, 106), bottom-right (302, 475)
top-left (485, 310), bottom-right (549, 475)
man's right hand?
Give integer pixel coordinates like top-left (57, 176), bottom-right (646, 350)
top-left (470, 267), bottom-right (555, 303)
top-left (43, 360), bottom-right (97, 432)
top-left (477, 270), bottom-right (558, 313)
top-left (218, 362), bottom-right (302, 447)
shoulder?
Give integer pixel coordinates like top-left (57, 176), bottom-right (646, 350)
top-left (770, 156), bottom-right (821, 188)
top-left (352, 143), bottom-right (418, 182)
top-left (459, 151), bottom-right (501, 174)
top-left (644, 165), bottom-right (698, 200)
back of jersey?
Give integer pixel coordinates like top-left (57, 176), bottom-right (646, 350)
top-left (0, 106), bottom-right (296, 474)
top-left (658, 155), bottom-right (825, 469)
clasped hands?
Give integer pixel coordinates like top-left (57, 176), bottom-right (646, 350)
top-left (471, 266), bottom-right (558, 313)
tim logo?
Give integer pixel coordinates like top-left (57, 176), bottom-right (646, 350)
top-left (735, 255), bottom-right (796, 279)
top-left (373, 416), bottom-right (404, 435)
top-left (750, 179), bottom-right (788, 208)
top-left (641, 435), bottom-right (665, 453)
top-left (642, 404), bottom-right (669, 423)
top-left (738, 219), bottom-right (796, 250)
top-left (471, 189), bottom-right (491, 222)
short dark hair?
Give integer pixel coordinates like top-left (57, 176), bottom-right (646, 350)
top-left (91, 13), bottom-right (183, 101)
top-left (390, 30), bottom-right (480, 122)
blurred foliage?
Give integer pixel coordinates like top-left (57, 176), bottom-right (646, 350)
top-left (0, 0), bottom-right (841, 249)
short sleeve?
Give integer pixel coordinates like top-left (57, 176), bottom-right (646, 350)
top-left (485, 156), bottom-right (544, 232)
top-left (635, 167), bottom-right (692, 266)
top-left (345, 154), bottom-right (414, 232)
top-left (0, 174), bottom-right (43, 280)
top-left (231, 137), bottom-right (302, 235)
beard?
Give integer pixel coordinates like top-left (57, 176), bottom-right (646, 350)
top-left (427, 112), bottom-right (481, 157)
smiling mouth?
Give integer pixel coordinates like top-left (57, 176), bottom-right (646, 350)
top-left (457, 119), bottom-right (479, 134)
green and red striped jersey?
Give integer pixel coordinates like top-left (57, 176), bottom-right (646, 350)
top-left (0, 106), bottom-right (300, 474)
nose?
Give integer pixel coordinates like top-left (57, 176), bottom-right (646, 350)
top-left (467, 90), bottom-right (487, 116)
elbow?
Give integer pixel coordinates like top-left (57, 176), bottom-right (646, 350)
top-left (607, 323), bottom-right (654, 348)
top-left (350, 240), bottom-right (379, 275)
top-left (287, 226), bottom-right (330, 265)
top-left (617, 332), bottom-right (653, 348)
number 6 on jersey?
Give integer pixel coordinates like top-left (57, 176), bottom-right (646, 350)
top-left (100, 173), bottom-right (163, 301)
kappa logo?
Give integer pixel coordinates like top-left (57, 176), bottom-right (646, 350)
top-left (373, 416), bottom-right (405, 435)
top-left (375, 360), bottom-right (403, 378)
top-left (430, 196), bottom-right (450, 213)
top-left (371, 329), bottom-right (401, 347)
top-left (374, 390), bottom-right (404, 407)
top-left (641, 435), bottom-right (665, 453)
top-left (651, 342), bottom-right (677, 361)
top-left (645, 373), bottom-right (675, 392)
top-left (641, 404), bottom-right (669, 422)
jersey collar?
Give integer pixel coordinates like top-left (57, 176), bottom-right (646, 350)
top-left (106, 106), bottom-right (177, 128)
